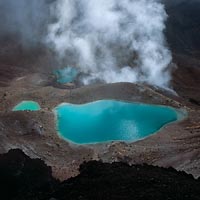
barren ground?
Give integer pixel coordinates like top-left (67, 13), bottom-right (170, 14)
top-left (0, 55), bottom-right (199, 180)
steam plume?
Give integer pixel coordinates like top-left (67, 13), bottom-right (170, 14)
top-left (0, 0), bottom-right (49, 47)
top-left (47, 0), bottom-right (172, 87)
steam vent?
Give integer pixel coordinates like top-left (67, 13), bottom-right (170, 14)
top-left (0, 0), bottom-right (200, 199)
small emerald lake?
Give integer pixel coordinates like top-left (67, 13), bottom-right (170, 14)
top-left (54, 100), bottom-right (183, 144)
top-left (13, 101), bottom-right (41, 111)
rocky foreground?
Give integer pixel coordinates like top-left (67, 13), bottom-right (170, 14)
top-left (1, 149), bottom-right (200, 200)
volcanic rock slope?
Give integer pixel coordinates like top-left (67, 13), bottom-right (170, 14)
top-left (165, 0), bottom-right (200, 104)
top-left (1, 149), bottom-right (200, 200)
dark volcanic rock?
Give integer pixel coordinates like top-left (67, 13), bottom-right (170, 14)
top-left (171, 54), bottom-right (200, 105)
top-left (1, 149), bottom-right (200, 200)
top-left (51, 162), bottom-right (200, 200)
top-left (162, 1), bottom-right (200, 103)
top-left (0, 64), bottom-right (26, 87)
top-left (165, 0), bottom-right (200, 56)
top-left (0, 149), bottom-right (59, 200)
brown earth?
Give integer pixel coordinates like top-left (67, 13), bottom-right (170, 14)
top-left (0, 51), bottom-right (200, 180)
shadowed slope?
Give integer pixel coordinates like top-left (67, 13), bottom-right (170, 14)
top-left (0, 149), bottom-right (200, 200)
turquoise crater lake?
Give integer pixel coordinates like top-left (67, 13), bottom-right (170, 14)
top-left (13, 101), bottom-right (41, 111)
top-left (54, 67), bottom-right (78, 84)
top-left (54, 100), bottom-right (182, 144)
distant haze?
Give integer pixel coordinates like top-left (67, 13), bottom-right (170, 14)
top-left (0, 0), bottom-right (49, 47)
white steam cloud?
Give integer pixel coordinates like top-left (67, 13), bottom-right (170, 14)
top-left (47, 0), bottom-right (172, 87)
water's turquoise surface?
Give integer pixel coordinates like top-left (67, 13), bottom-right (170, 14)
top-left (54, 100), bottom-right (180, 144)
top-left (13, 101), bottom-right (41, 111)
top-left (54, 67), bottom-right (78, 84)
